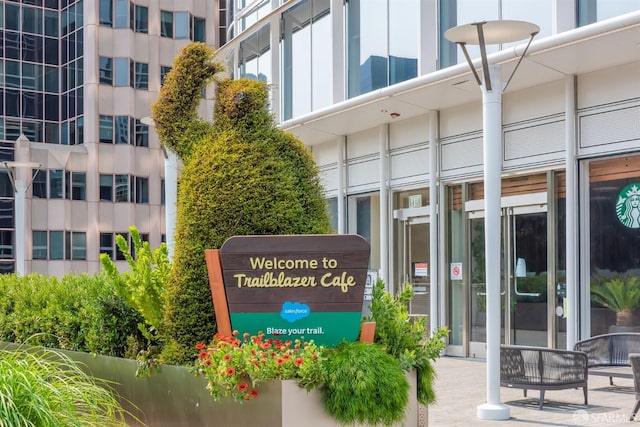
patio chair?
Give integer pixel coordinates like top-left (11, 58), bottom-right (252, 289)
top-left (630, 353), bottom-right (640, 421)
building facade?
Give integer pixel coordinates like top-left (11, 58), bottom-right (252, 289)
top-left (0, 0), bottom-right (224, 276)
top-left (218, 0), bottom-right (640, 356)
top-left (3, 0), bottom-right (640, 356)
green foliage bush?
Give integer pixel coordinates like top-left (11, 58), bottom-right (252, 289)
top-left (364, 279), bottom-right (448, 405)
top-left (322, 341), bottom-right (409, 426)
top-left (0, 274), bottom-right (144, 358)
top-left (0, 344), bottom-right (130, 426)
top-left (152, 43), bottom-right (332, 363)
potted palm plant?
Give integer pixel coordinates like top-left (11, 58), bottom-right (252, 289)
top-left (591, 276), bottom-right (640, 332)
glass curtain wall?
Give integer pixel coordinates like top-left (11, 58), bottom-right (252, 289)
top-left (348, 193), bottom-right (380, 272)
top-left (578, 0), bottom-right (640, 26)
top-left (588, 155), bottom-right (640, 335)
top-left (346, 0), bottom-right (418, 98)
top-left (438, 0), bottom-right (552, 69)
top-left (281, 0), bottom-right (331, 120)
top-left (239, 24), bottom-right (271, 82)
top-left (446, 185), bottom-right (465, 347)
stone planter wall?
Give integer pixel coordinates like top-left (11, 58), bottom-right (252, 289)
top-left (0, 343), bottom-right (423, 427)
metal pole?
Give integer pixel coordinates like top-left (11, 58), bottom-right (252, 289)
top-left (476, 64), bottom-right (510, 420)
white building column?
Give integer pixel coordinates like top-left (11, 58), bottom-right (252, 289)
top-left (428, 110), bottom-right (439, 331)
top-left (565, 75), bottom-right (578, 347)
top-left (164, 149), bottom-right (178, 261)
top-left (379, 124), bottom-right (389, 288)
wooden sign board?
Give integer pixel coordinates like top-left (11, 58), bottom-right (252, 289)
top-left (217, 234), bottom-right (370, 346)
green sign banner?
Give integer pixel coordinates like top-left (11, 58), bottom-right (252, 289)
top-left (219, 235), bottom-right (370, 347)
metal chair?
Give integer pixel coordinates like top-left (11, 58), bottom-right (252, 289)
top-left (629, 353), bottom-right (640, 421)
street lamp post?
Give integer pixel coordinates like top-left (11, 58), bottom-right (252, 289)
top-left (2, 142), bottom-right (41, 276)
top-left (445, 20), bottom-right (539, 421)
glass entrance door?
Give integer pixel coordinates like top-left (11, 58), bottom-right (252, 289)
top-left (394, 212), bottom-right (430, 316)
top-left (468, 196), bottom-right (550, 356)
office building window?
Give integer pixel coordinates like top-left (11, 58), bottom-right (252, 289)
top-left (49, 170), bottom-right (64, 199)
top-left (161, 179), bottom-right (165, 205)
top-left (131, 61), bottom-right (148, 90)
top-left (50, 230), bottom-right (64, 260)
top-left (99, 115), bottom-right (114, 143)
top-left (33, 170), bottom-right (47, 198)
top-left (114, 115), bottom-right (129, 144)
top-left (100, 174), bottom-right (113, 201)
top-left (114, 57), bottom-right (129, 86)
top-left (0, 230), bottom-right (13, 259)
top-left (161, 10), bottom-right (173, 37)
top-left (175, 11), bottom-right (189, 39)
top-left (131, 5), bottom-right (148, 33)
top-left (115, 174), bottom-right (129, 202)
top-left (114, 0), bottom-right (128, 28)
top-left (134, 119), bottom-right (148, 147)
top-left (70, 231), bottom-right (86, 260)
top-left (133, 176), bottom-right (149, 204)
top-left (100, 233), bottom-right (114, 259)
top-left (33, 231), bottom-right (48, 260)
top-left (99, 57), bottom-right (112, 84)
top-left (160, 65), bottom-right (172, 85)
top-left (193, 16), bottom-right (206, 42)
top-left (99, 0), bottom-right (113, 26)
top-left (65, 171), bottom-right (86, 201)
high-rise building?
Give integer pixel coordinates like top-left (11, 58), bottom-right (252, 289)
top-left (1, 0), bottom-right (222, 276)
top-left (218, 1), bottom-right (640, 354)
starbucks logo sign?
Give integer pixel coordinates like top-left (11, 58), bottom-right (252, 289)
top-left (616, 184), bottom-right (640, 228)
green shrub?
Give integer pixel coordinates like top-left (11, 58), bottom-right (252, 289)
top-left (0, 345), bottom-right (131, 426)
top-left (0, 274), bottom-right (144, 358)
top-left (364, 279), bottom-right (448, 405)
top-left (152, 44), bottom-right (332, 363)
top-left (322, 341), bottom-right (409, 426)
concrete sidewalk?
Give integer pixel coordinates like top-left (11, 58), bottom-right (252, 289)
top-left (429, 356), bottom-right (638, 426)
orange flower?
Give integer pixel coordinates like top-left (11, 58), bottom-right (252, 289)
top-left (224, 354), bottom-right (232, 361)
top-left (226, 367), bottom-right (235, 376)
top-left (204, 359), bottom-right (212, 366)
top-left (199, 351), bottom-right (208, 359)
top-left (260, 342), bottom-right (271, 349)
top-left (195, 343), bottom-right (206, 350)
top-left (276, 358), bottom-right (284, 365)
top-left (294, 357), bottom-right (304, 366)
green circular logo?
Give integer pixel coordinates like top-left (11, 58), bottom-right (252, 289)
top-left (616, 184), bottom-right (640, 228)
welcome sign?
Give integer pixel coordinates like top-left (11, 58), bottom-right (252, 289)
top-left (206, 235), bottom-right (370, 347)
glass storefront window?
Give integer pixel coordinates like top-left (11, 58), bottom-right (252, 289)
top-left (446, 185), bottom-right (464, 346)
top-left (588, 155), bottom-right (640, 335)
top-left (348, 193), bottom-right (380, 271)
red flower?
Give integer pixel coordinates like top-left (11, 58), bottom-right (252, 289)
top-left (260, 342), bottom-right (271, 349)
top-left (195, 343), bottom-right (206, 350)
top-left (294, 357), bottom-right (304, 366)
top-left (312, 354), bottom-right (318, 361)
top-left (237, 382), bottom-right (248, 391)
top-left (283, 354), bottom-right (290, 360)
top-left (276, 358), bottom-right (284, 365)
top-left (226, 367), bottom-right (235, 376)
top-left (249, 389), bottom-right (259, 398)
top-left (224, 354), bottom-right (232, 361)
top-left (204, 359), bottom-right (212, 366)
top-left (199, 351), bottom-right (209, 359)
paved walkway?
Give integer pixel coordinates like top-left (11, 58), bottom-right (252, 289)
top-left (429, 356), bottom-right (638, 426)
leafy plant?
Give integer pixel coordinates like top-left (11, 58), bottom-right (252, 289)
top-left (591, 275), bottom-right (640, 326)
top-left (0, 274), bottom-right (144, 358)
top-left (193, 331), bottom-right (324, 403)
top-left (322, 341), bottom-right (409, 426)
top-left (364, 279), bottom-right (448, 404)
top-left (0, 344), bottom-right (132, 426)
top-left (100, 226), bottom-right (170, 375)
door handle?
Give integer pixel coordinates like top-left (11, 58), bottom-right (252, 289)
top-left (513, 278), bottom-right (540, 297)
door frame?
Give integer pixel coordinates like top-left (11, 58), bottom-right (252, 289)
top-left (464, 192), bottom-right (555, 355)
